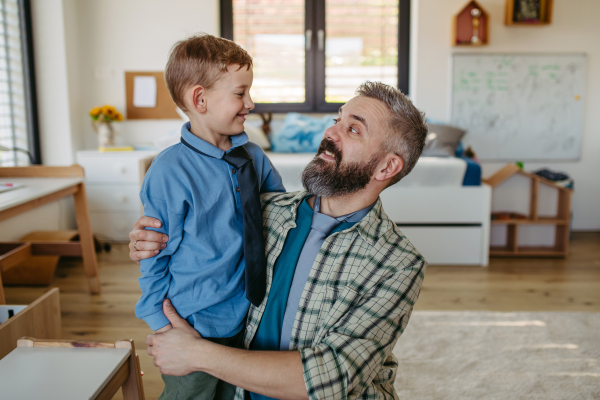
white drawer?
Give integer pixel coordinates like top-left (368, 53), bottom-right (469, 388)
top-left (87, 185), bottom-right (141, 212)
top-left (397, 226), bottom-right (483, 265)
top-left (78, 156), bottom-right (142, 183)
top-left (90, 212), bottom-right (140, 242)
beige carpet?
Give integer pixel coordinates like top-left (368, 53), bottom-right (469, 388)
top-left (393, 311), bottom-right (600, 399)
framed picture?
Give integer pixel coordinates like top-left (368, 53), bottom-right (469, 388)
top-left (513, 0), bottom-right (541, 22)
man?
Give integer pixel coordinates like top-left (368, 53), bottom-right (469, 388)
top-left (129, 81), bottom-right (428, 399)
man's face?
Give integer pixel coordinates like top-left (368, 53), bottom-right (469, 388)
top-left (301, 96), bottom-right (391, 197)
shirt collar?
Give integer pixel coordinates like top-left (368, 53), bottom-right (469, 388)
top-left (276, 191), bottom-right (387, 246)
top-left (313, 196), bottom-right (375, 223)
top-left (180, 122), bottom-right (249, 159)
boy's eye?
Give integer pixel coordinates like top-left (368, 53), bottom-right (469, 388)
top-left (332, 118), bottom-right (339, 124)
top-left (237, 92), bottom-right (244, 96)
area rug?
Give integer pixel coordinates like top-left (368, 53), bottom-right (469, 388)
top-left (392, 311), bottom-right (600, 399)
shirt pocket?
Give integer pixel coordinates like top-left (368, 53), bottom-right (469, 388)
top-left (316, 284), bottom-right (362, 338)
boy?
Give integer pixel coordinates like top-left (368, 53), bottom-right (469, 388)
top-left (135, 34), bottom-right (284, 400)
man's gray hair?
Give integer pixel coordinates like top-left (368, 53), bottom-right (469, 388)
top-left (355, 81), bottom-right (427, 186)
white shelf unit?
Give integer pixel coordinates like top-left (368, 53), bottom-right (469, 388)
top-left (76, 150), bottom-right (157, 241)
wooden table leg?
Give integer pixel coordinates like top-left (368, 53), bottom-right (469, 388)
top-left (0, 272), bottom-right (5, 304)
top-left (73, 183), bottom-right (101, 294)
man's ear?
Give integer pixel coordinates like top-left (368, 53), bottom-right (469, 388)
top-left (187, 85), bottom-right (207, 114)
top-left (374, 154), bottom-right (404, 183)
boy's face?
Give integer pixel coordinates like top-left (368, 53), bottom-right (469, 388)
top-left (203, 65), bottom-right (254, 136)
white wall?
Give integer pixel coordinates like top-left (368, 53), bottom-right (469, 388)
top-left (411, 0), bottom-right (600, 231)
top-left (31, 0), bottom-right (78, 166)
top-left (73, 0), bottom-right (219, 150)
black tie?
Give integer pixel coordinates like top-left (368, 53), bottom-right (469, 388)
top-left (181, 138), bottom-right (267, 306)
top-left (222, 146), bottom-right (267, 307)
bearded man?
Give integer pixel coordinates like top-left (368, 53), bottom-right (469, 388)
top-left (129, 81), bottom-right (428, 400)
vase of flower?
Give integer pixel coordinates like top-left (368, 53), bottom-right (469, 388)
top-left (97, 121), bottom-right (114, 148)
top-left (90, 105), bottom-right (124, 150)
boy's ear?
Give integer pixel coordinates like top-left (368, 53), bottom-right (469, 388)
top-left (188, 85), bottom-right (207, 114)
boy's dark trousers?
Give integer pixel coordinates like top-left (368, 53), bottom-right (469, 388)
top-left (159, 328), bottom-right (245, 400)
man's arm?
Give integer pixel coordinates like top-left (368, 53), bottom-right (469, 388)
top-left (148, 299), bottom-right (309, 400)
top-left (299, 258), bottom-right (426, 399)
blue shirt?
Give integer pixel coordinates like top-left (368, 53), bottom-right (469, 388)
top-left (249, 196), bottom-right (374, 400)
top-left (135, 122), bottom-right (285, 338)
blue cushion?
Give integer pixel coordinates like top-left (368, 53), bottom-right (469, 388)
top-left (270, 113), bottom-right (335, 153)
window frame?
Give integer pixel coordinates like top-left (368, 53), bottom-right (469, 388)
top-left (220, 0), bottom-right (410, 113)
top-left (18, 0), bottom-right (41, 164)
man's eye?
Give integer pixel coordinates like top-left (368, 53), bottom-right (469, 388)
top-left (350, 127), bottom-right (358, 134)
top-left (332, 118), bottom-right (339, 124)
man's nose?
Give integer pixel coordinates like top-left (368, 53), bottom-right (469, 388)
top-left (324, 124), bottom-right (341, 143)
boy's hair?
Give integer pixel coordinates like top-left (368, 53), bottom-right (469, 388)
top-left (165, 33), bottom-right (253, 111)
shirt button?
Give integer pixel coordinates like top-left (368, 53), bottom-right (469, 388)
top-left (247, 324), bottom-right (253, 331)
top-left (277, 227), bottom-right (283, 233)
top-left (236, 187), bottom-right (240, 192)
top-left (232, 168), bottom-right (236, 174)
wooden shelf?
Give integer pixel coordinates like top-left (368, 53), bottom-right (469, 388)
top-left (491, 246), bottom-right (567, 258)
top-left (453, 1), bottom-right (489, 46)
top-left (491, 218), bottom-right (569, 225)
top-left (485, 164), bottom-right (572, 258)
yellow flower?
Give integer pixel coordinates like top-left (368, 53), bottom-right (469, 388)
top-left (90, 107), bottom-right (101, 117)
top-left (114, 112), bottom-right (124, 121)
top-left (101, 105), bottom-right (116, 117)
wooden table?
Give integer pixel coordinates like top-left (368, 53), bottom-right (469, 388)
top-left (0, 338), bottom-right (145, 399)
top-left (0, 166), bottom-right (101, 302)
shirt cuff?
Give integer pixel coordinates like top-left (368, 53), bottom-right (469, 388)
top-left (142, 309), bottom-right (171, 331)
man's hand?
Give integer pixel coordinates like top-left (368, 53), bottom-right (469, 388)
top-left (146, 299), bottom-right (202, 376)
top-left (155, 323), bottom-right (173, 333)
top-left (129, 216), bottom-right (169, 264)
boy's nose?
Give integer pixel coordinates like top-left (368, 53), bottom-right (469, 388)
top-left (245, 97), bottom-right (255, 111)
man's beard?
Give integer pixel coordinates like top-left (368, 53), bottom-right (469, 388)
top-left (301, 139), bottom-right (383, 197)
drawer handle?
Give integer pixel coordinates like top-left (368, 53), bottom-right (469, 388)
top-left (115, 195), bottom-right (128, 203)
top-left (115, 165), bottom-right (127, 175)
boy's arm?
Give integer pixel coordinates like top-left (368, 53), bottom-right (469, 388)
top-left (261, 155), bottom-right (285, 193)
top-left (249, 145), bottom-right (285, 193)
top-left (135, 180), bottom-right (187, 331)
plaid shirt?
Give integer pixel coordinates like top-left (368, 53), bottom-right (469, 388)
top-left (235, 191), bottom-right (427, 400)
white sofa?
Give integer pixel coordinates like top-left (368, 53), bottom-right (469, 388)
top-left (267, 152), bottom-right (491, 266)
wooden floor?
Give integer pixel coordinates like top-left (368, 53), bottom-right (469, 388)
top-left (4, 231), bottom-right (600, 399)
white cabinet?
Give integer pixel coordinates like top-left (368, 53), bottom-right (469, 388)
top-left (76, 151), bottom-right (157, 241)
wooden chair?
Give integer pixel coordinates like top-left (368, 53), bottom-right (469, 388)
top-left (0, 337), bottom-right (145, 399)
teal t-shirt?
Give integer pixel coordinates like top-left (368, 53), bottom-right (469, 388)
top-left (249, 197), bottom-right (369, 400)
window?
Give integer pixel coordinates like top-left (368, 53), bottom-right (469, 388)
top-left (221, 0), bottom-right (409, 112)
top-left (0, 0), bottom-right (39, 166)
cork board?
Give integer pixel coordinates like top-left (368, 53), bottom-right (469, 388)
top-left (125, 71), bottom-right (180, 119)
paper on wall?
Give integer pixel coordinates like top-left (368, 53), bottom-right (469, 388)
top-left (133, 76), bottom-right (157, 108)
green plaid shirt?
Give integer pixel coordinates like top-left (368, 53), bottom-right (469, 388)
top-left (235, 191), bottom-right (427, 400)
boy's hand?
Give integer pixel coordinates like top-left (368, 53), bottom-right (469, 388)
top-left (155, 323), bottom-right (173, 333)
top-left (129, 216), bottom-right (169, 264)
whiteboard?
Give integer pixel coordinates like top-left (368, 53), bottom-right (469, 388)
top-left (451, 54), bottom-right (586, 160)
